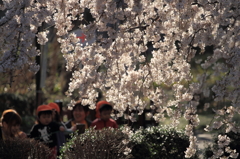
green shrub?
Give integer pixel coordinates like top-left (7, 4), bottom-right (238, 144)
top-left (0, 138), bottom-right (50, 159)
top-left (60, 128), bottom-right (133, 159)
top-left (130, 125), bottom-right (198, 159)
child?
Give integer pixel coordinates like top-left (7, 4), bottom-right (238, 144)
top-left (48, 102), bottom-right (70, 156)
top-left (30, 105), bottom-right (65, 159)
top-left (48, 102), bottom-right (61, 123)
top-left (65, 101), bottom-right (91, 136)
top-left (95, 100), bottom-right (111, 118)
top-left (0, 109), bottom-right (27, 140)
top-left (91, 102), bottom-right (118, 130)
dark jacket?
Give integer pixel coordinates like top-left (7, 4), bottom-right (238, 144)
top-left (29, 122), bottom-right (61, 148)
top-left (64, 119), bottom-right (91, 139)
top-left (65, 119), bottom-right (92, 129)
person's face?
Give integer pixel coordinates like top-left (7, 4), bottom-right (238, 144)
top-left (100, 110), bottom-right (112, 121)
top-left (11, 124), bottom-right (20, 135)
top-left (2, 121), bottom-right (20, 135)
top-left (39, 114), bottom-right (52, 125)
top-left (73, 106), bottom-right (86, 123)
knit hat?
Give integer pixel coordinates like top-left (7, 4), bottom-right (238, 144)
top-left (36, 105), bottom-right (52, 115)
top-left (48, 102), bottom-right (60, 113)
top-left (95, 101), bottom-right (111, 118)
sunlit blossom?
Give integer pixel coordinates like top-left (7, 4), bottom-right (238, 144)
top-left (1, 1), bottom-right (240, 158)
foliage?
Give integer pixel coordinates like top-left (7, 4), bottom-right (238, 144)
top-left (0, 138), bottom-right (50, 159)
top-left (0, 93), bottom-right (33, 114)
top-left (130, 125), bottom-right (198, 159)
top-left (60, 128), bottom-right (133, 159)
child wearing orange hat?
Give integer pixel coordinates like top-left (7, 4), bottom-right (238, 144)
top-left (48, 102), bottom-right (61, 122)
top-left (30, 105), bottom-right (66, 159)
top-left (0, 109), bottom-right (27, 140)
top-left (48, 102), bottom-right (72, 156)
top-left (91, 101), bottom-right (118, 130)
top-left (95, 100), bottom-right (111, 118)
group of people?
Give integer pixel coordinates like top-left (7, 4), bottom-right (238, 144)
top-left (0, 100), bottom-right (118, 159)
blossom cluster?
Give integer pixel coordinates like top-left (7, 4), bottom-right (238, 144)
top-left (207, 135), bottom-right (239, 159)
top-left (0, 0), bottom-right (240, 157)
top-left (0, 0), bottom-right (56, 74)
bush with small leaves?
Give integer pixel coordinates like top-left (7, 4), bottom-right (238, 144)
top-left (60, 128), bottom-right (133, 159)
top-left (130, 125), bottom-right (198, 159)
top-left (0, 138), bottom-right (50, 159)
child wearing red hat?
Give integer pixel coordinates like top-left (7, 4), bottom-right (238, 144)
top-left (48, 102), bottom-right (67, 156)
top-left (95, 100), bottom-right (111, 118)
top-left (48, 102), bottom-right (60, 114)
top-left (48, 102), bottom-right (61, 123)
top-left (30, 105), bottom-right (66, 159)
top-left (91, 101), bottom-right (118, 130)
